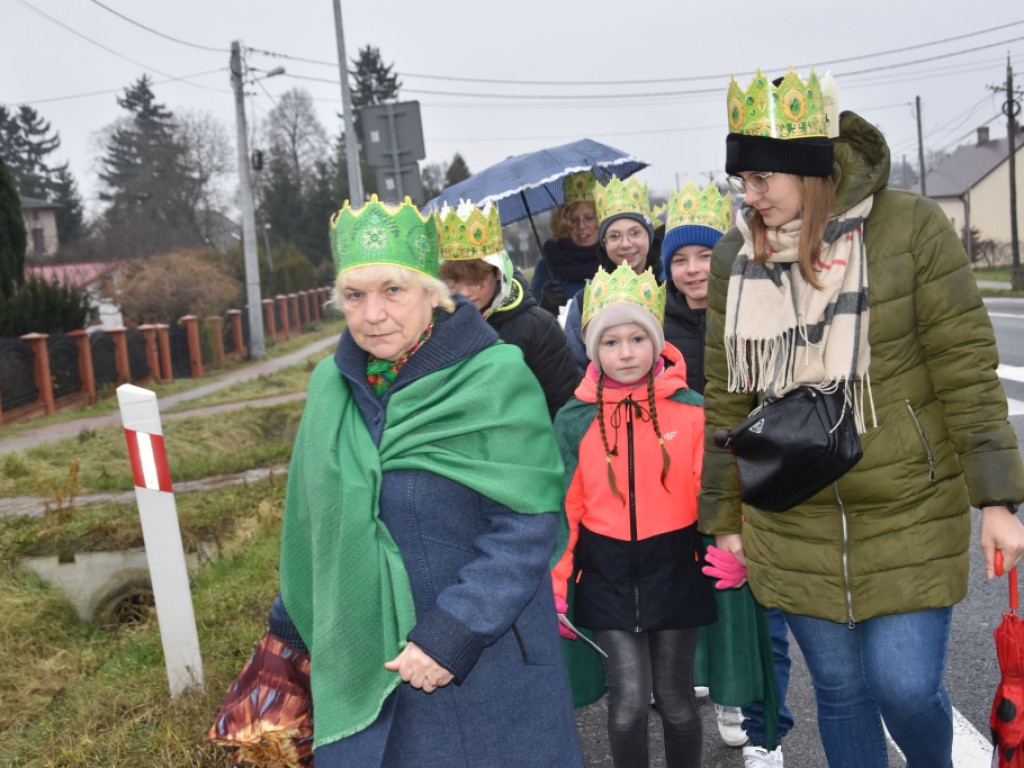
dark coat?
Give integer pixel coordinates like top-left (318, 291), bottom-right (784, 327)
top-left (279, 297), bottom-right (583, 768)
top-left (662, 281), bottom-right (707, 395)
top-left (488, 280), bottom-right (580, 419)
top-left (699, 111), bottom-right (1024, 624)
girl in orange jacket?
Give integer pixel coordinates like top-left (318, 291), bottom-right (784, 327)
top-left (552, 262), bottom-right (716, 768)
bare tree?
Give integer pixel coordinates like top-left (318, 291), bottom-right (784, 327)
top-left (175, 109), bottom-right (234, 244)
top-left (265, 89), bottom-right (328, 195)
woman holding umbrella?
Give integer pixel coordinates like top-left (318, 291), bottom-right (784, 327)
top-left (698, 67), bottom-right (1024, 768)
top-left (531, 171), bottom-right (603, 315)
top-left (563, 175), bottom-right (664, 375)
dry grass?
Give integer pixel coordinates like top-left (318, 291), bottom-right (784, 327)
top-left (0, 401), bottom-right (304, 499)
top-left (0, 478), bottom-right (286, 767)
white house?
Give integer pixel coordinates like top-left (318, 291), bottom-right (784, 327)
top-left (18, 195), bottom-right (62, 258)
top-left (921, 126), bottom-right (1024, 262)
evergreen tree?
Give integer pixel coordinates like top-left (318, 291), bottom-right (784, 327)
top-left (446, 153), bottom-right (472, 186)
top-left (0, 104), bottom-right (86, 245)
top-left (98, 76), bottom-right (200, 257)
top-left (349, 46), bottom-right (401, 140)
top-left (0, 155), bottom-right (27, 303)
top-left (50, 164), bottom-right (85, 243)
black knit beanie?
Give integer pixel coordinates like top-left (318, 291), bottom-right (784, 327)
top-left (725, 133), bottom-right (834, 177)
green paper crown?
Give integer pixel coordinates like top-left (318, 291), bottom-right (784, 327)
top-left (563, 171), bottom-right (597, 205)
top-left (437, 200), bottom-right (505, 262)
top-left (330, 195), bottom-right (439, 278)
top-left (664, 181), bottom-right (733, 234)
top-left (582, 262), bottom-right (665, 328)
top-left (594, 176), bottom-right (650, 224)
top-left (727, 67), bottom-right (828, 140)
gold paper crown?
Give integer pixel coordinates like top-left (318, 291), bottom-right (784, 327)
top-left (727, 68), bottom-right (828, 139)
top-left (437, 200), bottom-right (505, 262)
top-left (330, 194), bottom-right (439, 277)
top-left (664, 182), bottom-right (733, 234)
top-left (594, 176), bottom-right (650, 224)
top-left (562, 171), bottom-right (597, 205)
top-left (582, 262), bottom-right (665, 328)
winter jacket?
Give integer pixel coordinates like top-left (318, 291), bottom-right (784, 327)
top-left (552, 343), bottom-right (716, 632)
top-left (276, 297), bottom-right (582, 767)
top-left (698, 110), bottom-right (1024, 625)
top-left (663, 282), bottom-right (707, 395)
top-left (488, 278), bottom-right (580, 419)
top-left (530, 238), bottom-right (601, 315)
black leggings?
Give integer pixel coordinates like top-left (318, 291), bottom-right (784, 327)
top-left (593, 628), bottom-right (702, 768)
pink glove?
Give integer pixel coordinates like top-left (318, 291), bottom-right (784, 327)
top-left (554, 595), bottom-right (576, 640)
top-left (702, 545), bottom-right (747, 590)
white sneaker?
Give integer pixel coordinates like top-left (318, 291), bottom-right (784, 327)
top-left (694, 685), bottom-right (710, 698)
top-left (742, 744), bottom-right (784, 767)
top-left (715, 703), bottom-right (748, 747)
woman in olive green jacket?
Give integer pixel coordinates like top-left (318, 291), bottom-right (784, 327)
top-left (699, 70), bottom-right (1024, 768)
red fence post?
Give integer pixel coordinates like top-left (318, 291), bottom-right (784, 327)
top-left (155, 324), bottom-right (173, 382)
top-left (19, 332), bottom-right (55, 415)
top-left (288, 293), bottom-right (300, 331)
top-left (206, 315), bottom-right (225, 368)
top-left (227, 309), bottom-right (244, 358)
top-left (107, 327), bottom-right (130, 385)
top-left (179, 315), bottom-right (204, 378)
top-left (139, 324), bottom-right (160, 382)
top-left (68, 329), bottom-right (97, 402)
top-left (262, 299), bottom-right (277, 343)
top-left (276, 295), bottom-right (290, 340)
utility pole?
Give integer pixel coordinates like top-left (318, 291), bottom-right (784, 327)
top-left (1004, 57), bottom-right (1022, 291)
top-left (916, 96), bottom-right (927, 197)
top-left (333, 0), bottom-right (363, 204)
top-left (230, 41), bottom-right (265, 359)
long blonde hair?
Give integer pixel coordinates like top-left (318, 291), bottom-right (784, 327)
top-left (749, 175), bottom-right (836, 290)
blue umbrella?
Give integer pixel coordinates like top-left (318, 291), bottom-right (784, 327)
top-left (424, 138), bottom-right (647, 242)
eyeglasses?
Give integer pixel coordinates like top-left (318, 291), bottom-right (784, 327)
top-left (570, 214), bottom-right (597, 227)
top-left (603, 227), bottom-right (648, 247)
top-left (726, 172), bottom-right (775, 194)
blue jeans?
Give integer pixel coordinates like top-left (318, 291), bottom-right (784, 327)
top-left (784, 607), bottom-right (954, 768)
top-left (742, 608), bottom-right (794, 748)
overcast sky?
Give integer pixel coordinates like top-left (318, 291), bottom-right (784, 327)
top-left (4, 0), bottom-right (1023, 219)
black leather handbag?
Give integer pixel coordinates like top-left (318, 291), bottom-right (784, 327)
top-left (714, 386), bottom-right (863, 512)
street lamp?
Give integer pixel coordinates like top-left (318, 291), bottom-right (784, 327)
top-left (230, 41), bottom-right (284, 359)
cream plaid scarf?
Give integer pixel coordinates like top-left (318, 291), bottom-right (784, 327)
top-left (724, 197), bottom-right (875, 430)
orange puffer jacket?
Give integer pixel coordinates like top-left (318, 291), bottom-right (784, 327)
top-left (552, 343), bottom-right (715, 632)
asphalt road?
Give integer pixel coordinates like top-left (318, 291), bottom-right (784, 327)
top-left (575, 297), bottom-right (1024, 767)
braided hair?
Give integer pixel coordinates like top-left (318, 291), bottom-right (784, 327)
top-left (594, 365), bottom-right (671, 505)
top-left (646, 368), bottom-right (672, 491)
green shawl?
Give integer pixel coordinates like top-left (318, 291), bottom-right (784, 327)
top-left (280, 346), bottom-right (564, 749)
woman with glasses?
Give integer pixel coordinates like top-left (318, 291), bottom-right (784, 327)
top-left (531, 171), bottom-right (603, 316)
top-left (699, 69), bottom-right (1024, 768)
top-left (562, 175), bottom-right (664, 376)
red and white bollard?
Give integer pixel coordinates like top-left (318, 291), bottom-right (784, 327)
top-left (117, 383), bottom-right (204, 697)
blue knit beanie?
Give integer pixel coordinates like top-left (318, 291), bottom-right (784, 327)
top-left (661, 225), bottom-right (723, 276)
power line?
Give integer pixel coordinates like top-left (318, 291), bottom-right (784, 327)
top-left (86, 0), bottom-right (226, 53)
top-left (19, 69), bottom-right (229, 106)
top-left (277, 37), bottom-right (1024, 102)
top-left (12, 0), bottom-right (226, 93)
top-left (247, 19), bottom-right (1024, 87)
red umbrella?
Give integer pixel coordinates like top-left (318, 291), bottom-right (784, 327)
top-left (991, 551), bottom-right (1024, 767)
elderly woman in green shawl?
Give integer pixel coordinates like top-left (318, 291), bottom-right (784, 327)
top-left (267, 195), bottom-right (583, 768)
